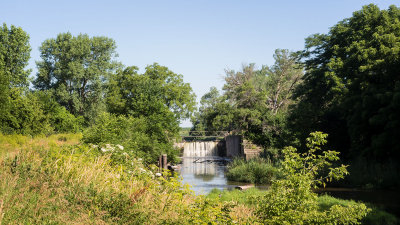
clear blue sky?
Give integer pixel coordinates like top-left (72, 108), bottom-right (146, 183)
top-left (1, 0), bottom-right (398, 126)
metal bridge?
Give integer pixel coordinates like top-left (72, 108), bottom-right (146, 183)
top-left (180, 130), bottom-right (230, 139)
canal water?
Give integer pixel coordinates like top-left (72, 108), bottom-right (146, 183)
top-left (178, 156), bottom-right (244, 195)
top-left (177, 141), bottom-right (400, 216)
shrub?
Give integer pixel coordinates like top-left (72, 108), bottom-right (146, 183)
top-left (226, 158), bottom-right (280, 184)
top-left (256, 132), bottom-right (370, 224)
top-left (83, 112), bottom-right (180, 164)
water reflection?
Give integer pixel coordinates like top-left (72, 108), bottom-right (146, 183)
top-left (179, 156), bottom-right (241, 195)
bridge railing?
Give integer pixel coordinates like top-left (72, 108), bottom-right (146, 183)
top-left (180, 130), bottom-right (230, 138)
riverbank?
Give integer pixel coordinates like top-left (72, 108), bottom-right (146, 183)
top-left (207, 188), bottom-right (399, 225)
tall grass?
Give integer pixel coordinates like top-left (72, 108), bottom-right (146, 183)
top-left (226, 158), bottom-right (281, 184)
top-left (0, 134), bottom-right (254, 224)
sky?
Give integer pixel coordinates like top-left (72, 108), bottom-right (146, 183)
top-left (1, 0), bottom-right (399, 127)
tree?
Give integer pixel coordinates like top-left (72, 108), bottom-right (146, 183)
top-left (0, 23), bottom-right (31, 88)
top-left (262, 49), bottom-right (303, 114)
top-left (192, 50), bottom-right (302, 151)
top-left (0, 23), bottom-right (33, 133)
top-left (34, 33), bottom-right (118, 123)
top-left (105, 63), bottom-right (196, 162)
top-left (290, 4), bottom-right (400, 161)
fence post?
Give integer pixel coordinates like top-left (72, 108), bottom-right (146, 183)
top-left (159, 154), bottom-right (168, 172)
top-left (162, 154), bottom-right (167, 170)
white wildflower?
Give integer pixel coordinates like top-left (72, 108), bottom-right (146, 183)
top-left (105, 144), bottom-right (115, 151)
top-left (155, 172), bottom-right (162, 177)
top-left (116, 144), bottom-right (124, 150)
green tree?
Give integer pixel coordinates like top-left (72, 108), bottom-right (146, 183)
top-left (104, 63), bottom-right (196, 162)
top-left (0, 23), bottom-right (34, 134)
top-left (0, 23), bottom-right (31, 88)
top-left (34, 33), bottom-right (118, 124)
top-left (290, 4), bottom-right (400, 162)
top-left (192, 50), bottom-right (302, 151)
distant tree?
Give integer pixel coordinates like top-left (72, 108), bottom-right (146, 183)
top-left (290, 4), bottom-right (400, 161)
top-left (106, 63), bottom-right (196, 143)
top-left (0, 23), bottom-right (31, 88)
top-left (262, 49), bottom-right (303, 114)
top-left (0, 23), bottom-right (33, 133)
top-left (192, 50), bottom-right (302, 151)
top-left (34, 33), bottom-right (118, 124)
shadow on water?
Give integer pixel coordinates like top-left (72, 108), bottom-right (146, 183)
top-left (178, 157), bottom-right (400, 216)
top-left (316, 188), bottom-right (400, 217)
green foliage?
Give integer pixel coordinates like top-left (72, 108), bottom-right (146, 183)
top-left (34, 33), bottom-right (118, 124)
top-left (256, 132), bottom-right (370, 224)
top-left (106, 64), bottom-right (196, 143)
top-left (192, 50), bottom-right (302, 151)
top-left (226, 158), bottom-right (281, 184)
top-left (0, 23), bottom-right (31, 88)
top-left (317, 195), bottom-right (399, 225)
top-left (83, 112), bottom-right (179, 164)
top-left (207, 188), bottom-right (266, 205)
top-left (290, 4), bottom-right (400, 168)
top-left (0, 134), bottom-right (253, 224)
top-left (0, 88), bottom-right (51, 135)
top-left (104, 64), bottom-right (196, 163)
top-left (34, 90), bottom-right (83, 133)
top-left (0, 23), bottom-right (33, 134)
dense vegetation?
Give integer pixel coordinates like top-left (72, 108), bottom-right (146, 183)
top-left (0, 134), bottom-right (254, 224)
top-left (1, 3), bottom-right (399, 224)
top-left (0, 24), bottom-right (195, 163)
top-left (1, 132), bottom-right (373, 224)
top-left (194, 4), bottom-right (400, 189)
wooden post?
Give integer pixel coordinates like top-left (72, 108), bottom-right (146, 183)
top-left (159, 155), bottom-right (162, 172)
top-left (162, 154), bottom-right (167, 170)
top-left (159, 154), bottom-right (168, 172)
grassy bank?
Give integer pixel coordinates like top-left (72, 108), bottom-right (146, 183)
top-left (207, 188), bottom-right (398, 225)
top-left (225, 158), bottom-right (281, 184)
top-left (0, 132), bottom-right (375, 224)
top-left (0, 134), bottom-right (254, 224)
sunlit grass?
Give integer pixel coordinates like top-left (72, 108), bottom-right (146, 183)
top-left (0, 133), bottom-right (255, 224)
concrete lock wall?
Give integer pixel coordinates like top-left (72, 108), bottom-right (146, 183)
top-left (225, 135), bottom-right (243, 157)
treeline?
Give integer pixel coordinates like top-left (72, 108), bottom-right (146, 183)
top-left (192, 4), bottom-right (400, 188)
top-left (0, 25), bottom-right (195, 163)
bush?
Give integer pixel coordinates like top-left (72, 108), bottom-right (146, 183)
top-left (256, 132), bottom-right (370, 224)
top-left (83, 112), bottom-right (180, 164)
top-left (226, 158), bottom-right (280, 184)
top-left (0, 88), bottom-right (51, 135)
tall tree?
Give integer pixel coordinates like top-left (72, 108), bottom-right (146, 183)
top-left (192, 49), bottom-right (302, 150)
top-left (34, 33), bottom-right (118, 123)
top-left (0, 23), bottom-right (31, 88)
top-left (0, 23), bottom-right (32, 133)
top-left (106, 63), bottom-right (196, 142)
top-left (290, 4), bottom-right (400, 161)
